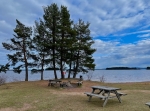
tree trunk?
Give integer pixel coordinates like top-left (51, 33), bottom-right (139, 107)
top-left (60, 61), bottom-right (64, 79)
top-left (53, 54), bottom-right (58, 79)
top-left (52, 49), bottom-right (57, 79)
top-left (41, 71), bottom-right (43, 80)
top-left (25, 65), bottom-right (28, 81)
top-left (23, 41), bottom-right (28, 81)
top-left (24, 57), bottom-right (28, 81)
top-left (68, 62), bottom-right (72, 78)
top-left (40, 55), bottom-right (44, 80)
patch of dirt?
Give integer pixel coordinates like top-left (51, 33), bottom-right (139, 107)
top-left (0, 103), bottom-right (34, 111)
top-left (0, 108), bottom-right (15, 111)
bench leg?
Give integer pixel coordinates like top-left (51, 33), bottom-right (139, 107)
top-left (60, 82), bottom-right (67, 87)
top-left (51, 83), bottom-right (54, 86)
top-left (88, 96), bottom-right (92, 102)
top-left (48, 83), bottom-right (50, 86)
top-left (77, 81), bottom-right (82, 86)
top-left (60, 83), bottom-right (63, 87)
top-left (78, 83), bottom-right (79, 86)
top-left (115, 90), bottom-right (122, 103)
top-left (51, 82), bottom-right (57, 87)
top-left (102, 92), bottom-right (110, 107)
top-left (103, 98), bottom-right (108, 107)
top-left (78, 83), bottom-right (81, 86)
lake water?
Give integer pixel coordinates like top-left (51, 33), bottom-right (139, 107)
top-left (1, 70), bottom-right (150, 83)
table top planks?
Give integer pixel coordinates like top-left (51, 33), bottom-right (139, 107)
top-left (91, 86), bottom-right (121, 91)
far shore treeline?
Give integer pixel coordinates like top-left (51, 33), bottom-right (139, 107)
top-left (0, 3), bottom-right (96, 81)
top-left (105, 67), bottom-right (150, 70)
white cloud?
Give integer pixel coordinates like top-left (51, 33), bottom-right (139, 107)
top-left (73, 0), bottom-right (150, 36)
top-left (1, 0), bottom-right (150, 37)
top-left (93, 39), bottom-right (150, 68)
top-left (137, 33), bottom-right (150, 38)
top-left (115, 30), bottom-right (150, 37)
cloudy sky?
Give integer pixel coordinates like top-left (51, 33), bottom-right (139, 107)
top-left (1, 0), bottom-right (150, 69)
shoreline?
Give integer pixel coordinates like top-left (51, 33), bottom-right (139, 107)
top-left (5, 79), bottom-right (150, 84)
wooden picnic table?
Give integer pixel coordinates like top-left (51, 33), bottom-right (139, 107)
top-left (48, 79), bottom-right (62, 86)
top-left (84, 86), bottom-right (127, 107)
top-left (48, 78), bottom-right (83, 87)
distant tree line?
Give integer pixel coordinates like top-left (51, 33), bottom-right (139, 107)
top-left (0, 3), bottom-right (96, 81)
top-left (147, 67), bottom-right (150, 69)
top-left (106, 67), bottom-right (137, 70)
top-left (106, 67), bottom-right (150, 70)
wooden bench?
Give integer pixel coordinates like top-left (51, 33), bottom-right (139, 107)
top-left (145, 102), bottom-right (150, 108)
top-left (117, 92), bottom-right (127, 96)
top-left (84, 92), bottom-right (107, 101)
top-left (84, 92), bottom-right (127, 101)
top-left (100, 91), bottom-right (127, 97)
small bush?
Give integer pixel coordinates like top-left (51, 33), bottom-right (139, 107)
top-left (12, 78), bottom-right (20, 82)
top-left (86, 70), bottom-right (94, 81)
top-left (98, 75), bottom-right (106, 83)
top-left (0, 75), bottom-right (7, 85)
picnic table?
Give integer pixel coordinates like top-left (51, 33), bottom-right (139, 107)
top-left (48, 78), bottom-right (83, 87)
top-left (48, 79), bottom-right (62, 86)
top-left (84, 86), bottom-right (127, 107)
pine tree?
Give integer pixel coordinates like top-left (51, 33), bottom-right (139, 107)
top-left (72, 19), bottom-right (96, 78)
top-left (32, 19), bottom-right (49, 80)
top-left (57, 5), bottom-right (73, 79)
top-left (2, 19), bottom-right (32, 81)
top-left (42, 3), bottom-right (60, 79)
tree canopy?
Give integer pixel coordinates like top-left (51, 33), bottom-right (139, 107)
top-left (0, 3), bottom-right (96, 81)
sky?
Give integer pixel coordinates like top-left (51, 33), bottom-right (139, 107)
top-left (1, 0), bottom-right (150, 69)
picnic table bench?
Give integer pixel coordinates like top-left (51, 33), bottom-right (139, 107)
top-left (145, 102), bottom-right (150, 108)
top-left (60, 78), bottom-right (83, 87)
top-left (68, 78), bottom-right (83, 86)
top-left (84, 86), bottom-right (127, 107)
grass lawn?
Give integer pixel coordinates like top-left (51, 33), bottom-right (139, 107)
top-left (0, 80), bottom-right (150, 111)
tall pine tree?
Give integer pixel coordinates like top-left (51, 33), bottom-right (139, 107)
top-left (72, 19), bottom-right (96, 78)
top-left (2, 19), bottom-right (32, 81)
top-left (57, 5), bottom-right (73, 79)
top-left (42, 3), bottom-right (60, 79)
top-left (32, 19), bottom-right (49, 80)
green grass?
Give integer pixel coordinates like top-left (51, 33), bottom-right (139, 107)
top-left (0, 80), bottom-right (150, 111)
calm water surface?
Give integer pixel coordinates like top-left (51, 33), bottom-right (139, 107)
top-left (1, 70), bottom-right (150, 83)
